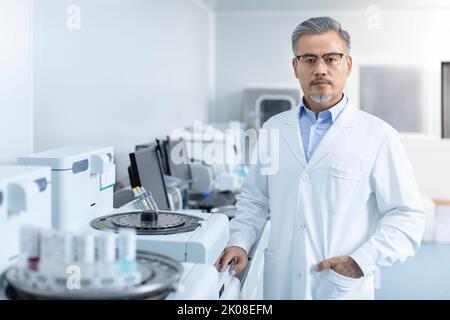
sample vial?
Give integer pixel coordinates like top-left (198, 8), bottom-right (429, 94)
top-left (76, 233), bottom-right (96, 290)
top-left (18, 224), bottom-right (42, 288)
top-left (53, 232), bottom-right (75, 290)
top-left (96, 232), bottom-right (118, 289)
top-left (37, 229), bottom-right (57, 290)
top-left (117, 228), bottom-right (140, 287)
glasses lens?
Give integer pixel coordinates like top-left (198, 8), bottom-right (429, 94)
top-left (323, 53), bottom-right (343, 66)
top-left (300, 56), bottom-right (317, 65)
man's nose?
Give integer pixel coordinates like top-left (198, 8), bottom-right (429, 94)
top-left (313, 59), bottom-right (328, 76)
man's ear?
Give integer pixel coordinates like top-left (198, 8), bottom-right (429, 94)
top-left (292, 58), bottom-right (300, 79)
top-left (346, 55), bottom-right (353, 77)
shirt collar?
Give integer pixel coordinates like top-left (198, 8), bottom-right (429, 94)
top-left (299, 93), bottom-right (348, 123)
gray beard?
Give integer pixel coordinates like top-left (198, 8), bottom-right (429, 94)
top-left (309, 94), bottom-right (333, 105)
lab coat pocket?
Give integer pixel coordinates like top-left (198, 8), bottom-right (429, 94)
top-left (327, 167), bottom-right (362, 214)
top-left (317, 269), bottom-right (362, 300)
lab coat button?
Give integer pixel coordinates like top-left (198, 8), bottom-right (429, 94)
top-left (297, 223), bottom-right (305, 231)
top-left (294, 272), bottom-right (301, 279)
top-left (301, 175), bottom-right (309, 181)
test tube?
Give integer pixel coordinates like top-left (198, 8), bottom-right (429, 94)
top-left (53, 232), bottom-right (76, 289)
top-left (63, 233), bottom-right (76, 264)
top-left (18, 225), bottom-right (38, 283)
top-left (139, 187), bottom-right (159, 214)
top-left (132, 187), bottom-right (150, 210)
top-left (76, 233), bottom-right (96, 289)
top-left (117, 228), bottom-right (140, 287)
top-left (19, 225), bottom-right (31, 271)
top-left (97, 232), bottom-right (118, 289)
top-left (19, 225), bottom-right (41, 272)
top-left (118, 228), bottom-right (136, 267)
top-left (38, 229), bottom-right (57, 289)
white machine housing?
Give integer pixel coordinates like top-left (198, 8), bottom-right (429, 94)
top-left (168, 262), bottom-right (241, 300)
top-left (240, 219), bottom-right (271, 299)
top-left (136, 211), bottom-right (228, 264)
top-left (87, 209), bottom-right (230, 265)
top-left (167, 263), bottom-right (219, 299)
top-left (18, 146), bottom-right (115, 231)
top-left (0, 166), bottom-right (52, 275)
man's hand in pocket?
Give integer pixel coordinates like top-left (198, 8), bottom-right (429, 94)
top-left (316, 256), bottom-right (363, 278)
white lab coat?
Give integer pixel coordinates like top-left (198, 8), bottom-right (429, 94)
top-left (228, 101), bottom-right (426, 299)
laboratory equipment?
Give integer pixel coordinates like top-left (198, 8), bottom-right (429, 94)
top-left (129, 144), bottom-right (171, 210)
top-left (0, 166), bottom-right (52, 276)
top-left (15, 146), bottom-right (239, 299)
top-left (18, 146), bottom-right (115, 231)
top-left (241, 87), bottom-right (299, 130)
top-left (1, 226), bottom-right (223, 300)
top-left (89, 208), bottom-right (229, 265)
top-left (150, 137), bottom-right (238, 211)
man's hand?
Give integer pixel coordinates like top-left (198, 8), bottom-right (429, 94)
top-left (214, 246), bottom-right (248, 276)
top-left (316, 255), bottom-right (363, 278)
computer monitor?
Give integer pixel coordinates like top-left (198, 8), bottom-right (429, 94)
top-left (129, 144), bottom-right (171, 211)
top-left (156, 138), bottom-right (170, 175)
top-left (135, 139), bottom-right (171, 175)
top-left (165, 138), bottom-right (192, 182)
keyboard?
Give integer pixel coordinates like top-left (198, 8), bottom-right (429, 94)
top-left (197, 191), bottom-right (236, 211)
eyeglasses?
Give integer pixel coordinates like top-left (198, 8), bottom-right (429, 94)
top-left (295, 52), bottom-right (347, 68)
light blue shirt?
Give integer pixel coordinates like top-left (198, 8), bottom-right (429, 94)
top-left (299, 94), bottom-right (348, 162)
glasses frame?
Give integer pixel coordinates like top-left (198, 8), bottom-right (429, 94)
top-left (295, 52), bottom-right (348, 68)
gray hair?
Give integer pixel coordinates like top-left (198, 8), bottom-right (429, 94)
top-left (291, 17), bottom-right (351, 55)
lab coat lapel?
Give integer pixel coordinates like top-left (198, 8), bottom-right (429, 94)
top-left (280, 107), bottom-right (307, 168)
top-left (305, 102), bottom-right (357, 169)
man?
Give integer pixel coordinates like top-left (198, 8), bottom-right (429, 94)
top-left (215, 16), bottom-right (425, 299)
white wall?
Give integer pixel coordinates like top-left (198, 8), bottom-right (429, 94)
top-left (0, 0), bottom-right (34, 164)
top-left (214, 7), bottom-right (450, 197)
top-left (215, 12), bottom-right (297, 122)
top-left (34, 0), bottom-right (214, 185)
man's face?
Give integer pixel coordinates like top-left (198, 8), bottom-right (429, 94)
top-left (292, 31), bottom-right (352, 105)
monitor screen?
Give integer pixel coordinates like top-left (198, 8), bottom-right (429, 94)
top-left (157, 138), bottom-right (170, 175)
top-left (129, 144), bottom-right (170, 211)
top-left (166, 138), bottom-right (192, 182)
